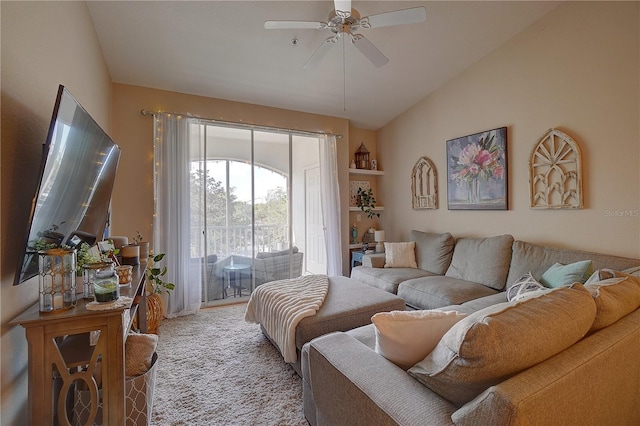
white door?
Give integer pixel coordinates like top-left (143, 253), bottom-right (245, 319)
top-left (305, 167), bottom-right (327, 274)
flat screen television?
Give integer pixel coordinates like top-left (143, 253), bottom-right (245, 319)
top-left (15, 85), bottom-right (121, 285)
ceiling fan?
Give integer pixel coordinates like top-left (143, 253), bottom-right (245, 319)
top-left (264, 0), bottom-right (426, 68)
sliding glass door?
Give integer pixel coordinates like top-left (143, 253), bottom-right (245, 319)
top-left (189, 123), bottom-right (326, 306)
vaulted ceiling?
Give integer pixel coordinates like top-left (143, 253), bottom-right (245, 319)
top-left (87, 1), bottom-right (560, 130)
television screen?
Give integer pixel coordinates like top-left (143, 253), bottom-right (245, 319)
top-left (15, 85), bottom-right (121, 285)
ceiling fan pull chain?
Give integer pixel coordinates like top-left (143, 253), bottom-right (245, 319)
top-left (343, 35), bottom-right (347, 112)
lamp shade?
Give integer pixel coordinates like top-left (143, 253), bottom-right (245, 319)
top-left (374, 230), bottom-right (385, 253)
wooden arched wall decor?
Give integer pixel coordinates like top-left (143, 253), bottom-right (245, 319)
top-left (412, 156), bottom-right (438, 209)
top-left (529, 128), bottom-right (583, 209)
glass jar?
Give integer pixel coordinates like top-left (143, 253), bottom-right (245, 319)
top-left (83, 262), bottom-right (111, 299)
top-left (38, 248), bottom-right (77, 312)
top-left (93, 265), bottom-right (120, 303)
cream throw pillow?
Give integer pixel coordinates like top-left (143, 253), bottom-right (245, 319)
top-left (372, 310), bottom-right (466, 370)
top-left (384, 242), bottom-right (417, 268)
top-left (125, 333), bottom-right (158, 377)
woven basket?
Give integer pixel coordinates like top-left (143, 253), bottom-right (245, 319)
top-left (146, 293), bottom-right (165, 334)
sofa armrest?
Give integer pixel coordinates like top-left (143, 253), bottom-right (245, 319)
top-left (306, 332), bottom-right (456, 426)
top-left (362, 253), bottom-right (385, 268)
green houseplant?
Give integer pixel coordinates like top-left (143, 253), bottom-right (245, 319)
top-left (146, 253), bottom-right (175, 294)
top-left (356, 187), bottom-right (380, 219)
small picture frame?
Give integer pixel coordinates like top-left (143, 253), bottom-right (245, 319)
top-left (97, 240), bottom-right (115, 254)
top-left (349, 181), bottom-right (370, 207)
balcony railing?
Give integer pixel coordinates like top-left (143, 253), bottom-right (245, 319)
top-left (191, 224), bottom-right (289, 258)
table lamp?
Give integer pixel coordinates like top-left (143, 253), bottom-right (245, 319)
top-left (374, 230), bottom-right (385, 253)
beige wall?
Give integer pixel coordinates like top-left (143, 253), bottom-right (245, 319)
top-left (110, 84), bottom-right (351, 271)
top-left (377, 1), bottom-right (640, 259)
top-left (0, 1), bottom-right (112, 423)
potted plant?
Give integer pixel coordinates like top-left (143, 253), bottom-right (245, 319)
top-left (356, 187), bottom-right (380, 219)
top-left (132, 231), bottom-right (150, 262)
top-left (144, 253), bottom-right (174, 334)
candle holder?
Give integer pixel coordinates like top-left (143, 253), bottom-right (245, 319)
top-left (38, 248), bottom-right (77, 312)
top-left (355, 142), bottom-right (370, 170)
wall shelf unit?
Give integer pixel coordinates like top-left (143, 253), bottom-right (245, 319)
top-left (349, 169), bottom-right (385, 176)
top-left (349, 206), bottom-right (384, 212)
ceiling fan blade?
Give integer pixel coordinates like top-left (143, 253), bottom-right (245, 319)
top-left (264, 20), bottom-right (326, 30)
top-left (304, 36), bottom-right (338, 69)
top-left (362, 6), bottom-right (426, 28)
top-left (351, 34), bottom-right (388, 67)
top-left (334, 0), bottom-right (352, 19)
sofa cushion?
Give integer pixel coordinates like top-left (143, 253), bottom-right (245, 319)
top-left (540, 260), bottom-right (593, 288)
top-left (410, 231), bottom-right (455, 275)
top-left (585, 274), bottom-right (640, 332)
top-left (445, 234), bottom-right (514, 291)
top-left (384, 242), bottom-right (418, 268)
top-left (506, 272), bottom-right (548, 301)
top-left (350, 266), bottom-right (434, 294)
top-left (507, 240), bottom-right (640, 287)
top-left (398, 276), bottom-right (499, 310)
top-left (408, 284), bottom-right (596, 406)
top-left (585, 268), bottom-right (626, 284)
top-left (623, 265), bottom-right (640, 277)
top-left (371, 310), bottom-right (466, 370)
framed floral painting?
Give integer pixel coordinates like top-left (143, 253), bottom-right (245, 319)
top-left (446, 127), bottom-right (508, 210)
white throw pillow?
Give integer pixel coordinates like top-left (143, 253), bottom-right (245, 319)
top-left (622, 265), bottom-right (640, 277)
top-left (384, 242), bottom-right (417, 268)
top-left (371, 309), bottom-right (466, 370)
top-left (585, 268), bottom-right (626, 284)
top-left (506, 272), bottom-right (548, 302)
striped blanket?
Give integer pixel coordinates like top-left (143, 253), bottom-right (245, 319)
top-left (245, 274), bottom-right (329, 363)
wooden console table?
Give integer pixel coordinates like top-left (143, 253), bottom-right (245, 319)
top-left (11, 263), bottom-right (147, 426)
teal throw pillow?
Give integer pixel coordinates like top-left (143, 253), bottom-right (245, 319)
top-left (540, 260), bottom-right (593, 288)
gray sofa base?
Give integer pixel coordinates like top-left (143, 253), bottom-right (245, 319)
top-left (259, 275), bottom-right (405, 377)
top-left (304, 306), bottom-right (640, 425)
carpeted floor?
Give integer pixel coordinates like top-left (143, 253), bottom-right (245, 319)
top-left (151, 302), bottom-right (307, 425)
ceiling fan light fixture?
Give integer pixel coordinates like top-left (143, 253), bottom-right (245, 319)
top-left (264, 4), bottom-right (425, 68)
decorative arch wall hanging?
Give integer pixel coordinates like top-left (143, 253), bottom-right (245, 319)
top-left (411, 156), bottom-right (438, 209)
top-left (529, 128), bottom-right (583, 209)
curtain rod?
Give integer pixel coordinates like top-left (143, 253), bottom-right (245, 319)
top-left (140, 109), bottom-right (343, 139)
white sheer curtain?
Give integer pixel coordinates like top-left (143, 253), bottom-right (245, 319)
top-left (153, 113), bottom-right (201, 317)
top-left (319, 135), bottom-right (343, 275)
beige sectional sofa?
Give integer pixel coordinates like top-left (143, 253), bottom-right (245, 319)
top-left (302, 231), bottom-right (640, 425)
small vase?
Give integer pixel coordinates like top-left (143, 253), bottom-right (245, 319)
top-left (138, 241), bottom-right (150, 262)
top-left (120, 244), bottom-right (140, 265)
top-left (467, 178), bottom-right (480, 204)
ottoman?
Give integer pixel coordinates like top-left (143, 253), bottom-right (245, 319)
top-left (260, 275), bottom-right (405, 376)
